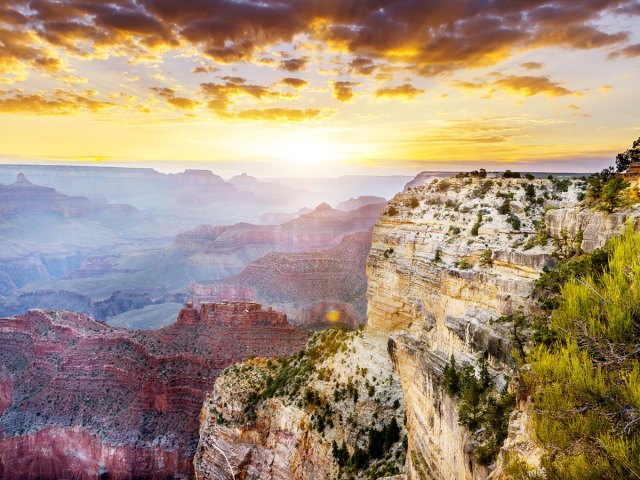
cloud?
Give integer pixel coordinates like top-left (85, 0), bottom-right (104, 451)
top-left (493, 75), bottom-right (577, 97)
top-left (278, 78), bottom-right (309, 89)
top-left (278, 57), bottom-right (308, 72)
top-left (332, 81), bottom-right (359, 102)
top-left (0, 0), bottom-right (637, 119)
top-left (454, 74), bottom-right (578, 97)
top-left (521, 62), bottom-right (544, 70)
top-left (349, 57), bottom-right (377, 76)
top-left (608, 43), bottom-right (640, 59)
top-left (0, 90), bottom-right (116, 114)
top-left (168, 97), bottom-right (201, 109)
top-left (192, 65), bottom-right (220, 73)
top-left (375, 84), bottom-right (424, 100)
top-left (200, 79), bottom-right (298, 117)
top-left (231, 108), bottom-right (325, 122)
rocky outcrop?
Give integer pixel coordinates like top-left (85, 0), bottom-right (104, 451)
top-left (195, 328), bottom-right (406, 480)
top-left (0, 173), bottom-right (141, 220)
top-left (220, 231), bottom-right (372, 328)
top-left (336, 196), bottom-right (387, 211)
top-left (545, 206), bottom-right (640, 253)
top-left (0, 303), bottom-right (308, 479)
top-left (174, 203), bottom-right (383, 260)
top-left (365, 176), bottom-right (583, 479)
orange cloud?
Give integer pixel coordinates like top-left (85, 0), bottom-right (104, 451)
top-left (521, 62), bottom-right (544, 70)
top-left (231, 108), bottom-right (325, 122)
top-left (278, 78), bottom-right (309, 89)
top-left (168, 97), bottom-right (201, 110)
top-left (375, 84), bottom-right (424, 100)
top-left (0, 90), bottom-right (116, 114)
top-left (454, 74), bottom-right (579, 97)
top-left (332, 81), bottom-right (359, 102)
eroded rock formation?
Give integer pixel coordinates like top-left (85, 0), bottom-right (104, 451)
top-left (0, 303), bottom-right (308, 479)
top-left (220, 231), bottom-right (372, 328)
top-left (195, 328), bottom-right (406, 480)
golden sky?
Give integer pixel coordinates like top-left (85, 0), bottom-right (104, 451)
top-left (0, 0), bottom-right (639, 176)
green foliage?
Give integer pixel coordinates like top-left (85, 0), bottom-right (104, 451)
top-left (474, 179), bottom-right (495, 197)
top-left (443, 354), bottom-right (461, 396)
top-left (507, 213), bottom-right (521, 230)
top-left (615, 136), bottom-right (640, 173)
top-left (456, 169), bottom-right (487, 179)
top-left (525, 173), bottom-right (535, 180)
top-left (458, 259), bottom-right (472, 270)
top-left (498, 198), bottom-right (511, 215)
top-left (383, 247), bottom-right (394, 259)
top-left (434, 249), bottom-right (442, 262)
top-left (503, 170), bottom-right (521, 178)
top-left (408, 197), bottom-right (420, 209)
top-left (443, 353), bottom-right (515, 465)
top-left (471, 210), bottom-right (483, 236)
top-left (600, 176), bottom-right (630, 212)
top-left (524, 183), bottom-right (536, 200)
top-left (524, 226), bottom-right (640, 479)
top-left (386, 205), bottom-right (398, 216)
top-left (436, 179), bottom-right (451, 192)
top-left (479, 249), bottom-right (493, 267)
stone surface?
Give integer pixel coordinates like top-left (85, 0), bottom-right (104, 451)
top-left (220, 231), bottom-right (372, 328)
top-left (195, 328), bottom-right (406, 480)
top-left (365, 176), bottom-right (582, 480)
top-left (0, 303), bottom-right (308, 479)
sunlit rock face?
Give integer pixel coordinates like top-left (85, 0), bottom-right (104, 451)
top-left (0, 303), bottom-right (308, 480)
top-left (365, 175), bottom-right (586, 479)
top-left (194, 328), bottom-right (406, 480)
top-left (545, 207), bottom-right (640, 253)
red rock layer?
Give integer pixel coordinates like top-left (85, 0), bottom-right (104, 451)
top-left (0, 305), bottom-right (309, 479)
top-left (220, 231), bottom-right (373, 327)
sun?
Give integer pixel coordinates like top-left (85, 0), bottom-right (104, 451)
top-left (279, 134), bottom-right (344, 165)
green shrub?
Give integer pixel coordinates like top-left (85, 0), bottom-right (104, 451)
top-left (507, 214), bottom-right (521, 230)
top-left (524, 227), bottom-right (640, 478)
top-left (498, 198), bottom-right (511, 215)
top-left (503, 170), bottom-right (521, 178)
top-left (479, 249), bottom-right (493, 267)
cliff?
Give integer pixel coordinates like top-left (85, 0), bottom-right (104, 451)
top-left (219, 231), bottom-right (372, 328)
top-left (365, 174), bottom-right (640, 479)
top-left (0, 303), bottom-right (308, 479)
top-left (195, 327), bottom-right (406, 480)
top-left (194, 173), bottom-right (640, 480)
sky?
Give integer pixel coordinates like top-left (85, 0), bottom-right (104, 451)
top-left (0, 0), bottom-right (639, 176)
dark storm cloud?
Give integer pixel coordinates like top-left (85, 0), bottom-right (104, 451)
top-left (0, 0), bottom-right (637, 79)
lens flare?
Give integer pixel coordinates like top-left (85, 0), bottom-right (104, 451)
top-left (325, 309), bottom-right (341, 323)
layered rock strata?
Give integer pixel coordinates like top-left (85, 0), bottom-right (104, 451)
top-left (0, 303), bottom-right (308, 479)
top-left (195, 328), bottom-right (406, 480)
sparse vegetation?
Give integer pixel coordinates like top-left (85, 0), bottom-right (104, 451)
top-left (443, 354), bottom-right (515, 465)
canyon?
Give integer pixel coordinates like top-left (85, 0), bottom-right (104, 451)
top-left (194, 173), bottom-right (640, 480)
top-left (0, 302), bottom-right (308, 479)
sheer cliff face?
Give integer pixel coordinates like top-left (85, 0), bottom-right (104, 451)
top-left (366, 176), bottom-right (583, 480)
top-left (0, 304), bottom-right (308, 480)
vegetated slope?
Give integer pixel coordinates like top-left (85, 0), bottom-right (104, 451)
top-left (0, 303), bottom-right (309, 480)
top-left (221, 231), bottom-right (372, 327)
top-left (364, 171), bottom-right (640, 480)
top-left (195, 327), bottom-right (406, 480)
top-left (504, 226), bottom-right (640, 479)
